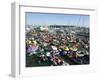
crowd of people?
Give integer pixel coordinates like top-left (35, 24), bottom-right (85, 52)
top-left (26, 26), bottom-right (89, 67)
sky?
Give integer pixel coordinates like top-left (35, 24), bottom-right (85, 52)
top-left (26, 12), bottom-right (90, 27)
